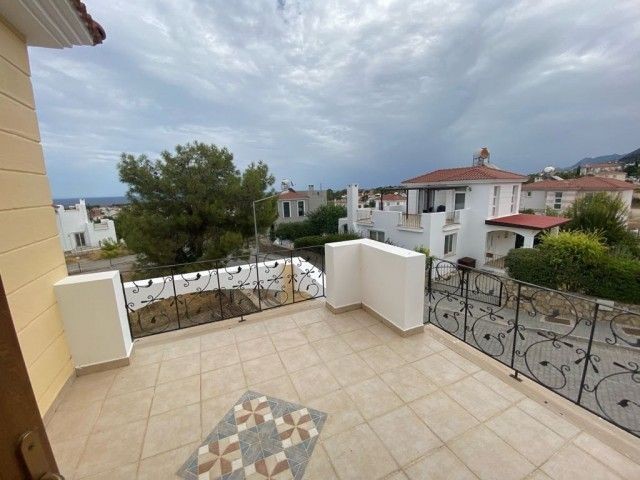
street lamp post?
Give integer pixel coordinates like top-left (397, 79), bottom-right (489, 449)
top-left (253, 179), bottom-right (292, 257)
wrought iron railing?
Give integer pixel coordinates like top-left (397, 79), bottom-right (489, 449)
top-left (426, 257), bottom-right (640, 439)
top-left (399, 213), bottom-right (422, 229)
top-left (121, 246), bottom-right (325, 339)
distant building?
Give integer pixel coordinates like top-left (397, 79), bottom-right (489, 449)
top-left (374, 193), bottom-right (407, 211)
top-left (54, 199), bottom-right (117, 251)
top-left (521, 177), bottom-right (634, 218)
top-left (579, 162), bottom-right (626, 180)
top-left (275, 185), bottom-right (327, 224)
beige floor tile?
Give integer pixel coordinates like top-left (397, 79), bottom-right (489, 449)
top-left (200, 343), bottom-right (240, 371)
top-left (359, 345), bottom-right (405, 373)
top-left (199, 329), bottom-right (235, 351)
top-left (439, 349), bottom-right (481, 374)
top-left (444, 376), bottom-right (511, 421)
top-left (346, 377), bottom-right (403, 420)
top-left (348, 309), bottom-right (380, 327)
top-left (326, 353), bottom-right (376, 387)
top-left (312, 336), bottom-right (354, 362)
top-left (142, 403), bottom-right (201, 459)
top-left (270, 328), bottom-right (308, 351)
top-left (51, 435), bottom-right (87, 479)
top-left (94, 387), bottom-right (154, 432)
top-left (163, 337), bottom-right (200, 361)
top-left (241, 352), bottom-right (286, 384)
top-left (380, 365), bottom-right (437, 403)
top-left (541, 444), bottom-right (621, 480)
top-left (486, 406), bottom-right (564, 466)
top-left (324, 423), bottom-right (397, 480)
top-left (264, 315), bottom-right (298, 334)
top-left (233, 322), bottom-right (269, 343)
top-left (324, 314), bottom-right (363, 334)
top-left (157, 353), bottom-right (200, 384)
top-left (525, 471), bottom-right (552, 480)
top-left (572, 433), bottom-right (640, 479)
top-left (387, 336), bottom-right (434, 363)
top-left (76, 463), bottom-right (138, 480)
top-left (249, 374), bottom-right (300, 403)
top-left (108, 363), bottom-right (160, 396)
top-left (409, 391), bottom-right (479, 442)
top-left (236, 336), bottom-right (276, 361)
top-left (449, 425), bottom-right (535, 480)
top-left (517, 399), bottom-right (580, 439)
top-left (75, 419), bottom-right (146, 478)
top-left (130, 347), bottom-right (164, 367)
top-left (151, 375), bottom-right (200, 416)
top-left (412, 353), bottom-right (468, 386)
top-left (278, 343), bottom-right (322, 373)
top-left (47, 401), bottom-right (101, 442)
top-left (138, 442), bottom-right (198, 480)
top-left (370, 406), bottom-right (442, 466)
top-left (420, 332), bottom-right (448, 352)
top-left (304, 443), bottom-right (339, 479)
top-left (58, 371), bottom-right (117, 410)
top-left (201, 363), bottom-right (247, 399)
top-left (307, 389), bottom-right (365, 438)
top-left (290, 364), bottom-right (340, 400)
top-left (292, 309), bottom-right (324, 328)
top-left (368, 323), bottom-right (402, 342)
top-left (404, 446), bottom-right (478, 480)
top-left (341, 328), bottom-right (383, 351)
top-left (472, 370), bottom-right (525, 403)
top-left (201, 389), bottom-right (246, 434)
top-left (301, 320), bottom-right (337, 342)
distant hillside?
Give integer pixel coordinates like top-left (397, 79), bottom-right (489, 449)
top-left (566, 153), bottom-right (623, 170)
top-left (618, 147), bottom-right (640, 165)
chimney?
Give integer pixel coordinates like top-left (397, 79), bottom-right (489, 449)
top-left (346, 184), bottom-right (359, 232)
top-left (308, 184), bottom-right (314, 192)
top-left (472, 147), bottom-right (490, 166)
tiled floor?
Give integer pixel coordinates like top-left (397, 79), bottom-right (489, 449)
top-left (47, 302), bottom-right (640, 480)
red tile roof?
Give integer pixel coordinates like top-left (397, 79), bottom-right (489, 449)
top-left (402, 165), bottom-right (526, 184)
top-left (381, 193), bottom-right (406, 201)
top-left (71, 0), bottom-right (106, 45)
top-left (522, 177), bottom-right (633, 192)
top-left (485, 214), bottom-right (570, 230)
top-left (279, 190), bottom-right (308, 200)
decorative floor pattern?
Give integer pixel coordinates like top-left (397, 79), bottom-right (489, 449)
top-left (177, 391), bottom-right (327, 480)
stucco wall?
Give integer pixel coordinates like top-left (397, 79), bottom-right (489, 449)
top-left (0, 17), bottom-right (73, 415)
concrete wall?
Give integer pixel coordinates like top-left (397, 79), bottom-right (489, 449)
top-left (521, 190), bottom-right (546, 211)
top-left (0, 17), bottom-right (73, 415)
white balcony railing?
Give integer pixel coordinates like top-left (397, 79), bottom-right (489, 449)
top-left (356, 210), bottom-right (373, 223)
top-left (444, 210), bottom-right (461, 225)
top-left (398, 213), bottom-right (422, 229)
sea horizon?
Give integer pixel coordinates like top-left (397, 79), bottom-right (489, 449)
top-left (53, 195), bottom-right (129, 207)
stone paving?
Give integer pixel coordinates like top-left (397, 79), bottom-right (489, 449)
top-left (46, 301), bottom-right (640, 479)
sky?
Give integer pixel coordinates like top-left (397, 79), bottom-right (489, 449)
top-left (29, 0), bottom-right (640, 197)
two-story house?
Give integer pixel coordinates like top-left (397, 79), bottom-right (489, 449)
top-left (275, 185), bottom-right (327, 224)
top-left (340, 164), bottom-right (569, 269)
top-left (54, 199), bottom-right (117, 251)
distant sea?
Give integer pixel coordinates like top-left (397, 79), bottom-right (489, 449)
top-left (53, 196), bottom-right (129, 207)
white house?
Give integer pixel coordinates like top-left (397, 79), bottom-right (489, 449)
top-left (374, 193), bottom-right (407, 211)
top-left (339, 163), bottom-right (569, 270)
top-left (521, 176), bottom-right (634, 219)
top-left (275, 185), bottom-right (327, 225)
top-left (54, 199), bottom-right (117, 252)
top-left (579, 162), bottom-right (626, 180)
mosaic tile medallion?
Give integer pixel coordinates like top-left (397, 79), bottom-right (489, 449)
top-left (177, 391), bottom-right (327, 480)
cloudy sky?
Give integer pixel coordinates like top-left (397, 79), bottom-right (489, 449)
top-left (30, 0), bottom-right (640, 197)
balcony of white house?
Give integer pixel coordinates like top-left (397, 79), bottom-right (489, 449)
top-left (44, 240), bottom-right (640, 479)
top-left (355, 207), bottom-right (468, 233)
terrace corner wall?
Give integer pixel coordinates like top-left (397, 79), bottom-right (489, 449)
top-left (0, 16), bottom-right (73, 416)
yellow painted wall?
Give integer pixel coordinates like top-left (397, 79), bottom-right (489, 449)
top-left (0, 17), bottom-right (73, 415)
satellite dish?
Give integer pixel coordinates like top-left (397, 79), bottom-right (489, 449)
top-left (281, 179), bottom-right (293, 191)
top-left (543, 166), bottom-right (555, 174)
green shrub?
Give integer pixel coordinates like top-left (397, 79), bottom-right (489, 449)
top-left (414, 245), bottom-right (431, 257)
top-left (505, 248), bottom-right (556, 288)
top-left (294, 233), bottom-right (360, 248)
top-left (274, 222), bottom-right (314, 241)
top-left (584, 256), bottom-right (640, 303)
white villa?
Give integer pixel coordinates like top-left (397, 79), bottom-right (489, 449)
top-left (54, 199), bottom-right (117, 252)
top-left (340, 163), bottom-right (569, 269)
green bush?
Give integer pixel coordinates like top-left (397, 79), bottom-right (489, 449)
top-left (274, 222), bottom-right (314, 241)
top-left (294, 233), bottom-right (360, 248)
top-left (505, 248), bottom-right (556, 288)
top-left (584, 256), bottom-right (640, 303)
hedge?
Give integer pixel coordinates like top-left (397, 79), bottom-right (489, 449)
top-left (294, 233), bottom-right (360, 248)
top-left (504, 248), bottom-right (556, 289)
top-left (274, 222), bottom-right (315, 241)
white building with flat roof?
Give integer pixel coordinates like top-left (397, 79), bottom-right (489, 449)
top-left (54, 199), bottom-right (117, 252)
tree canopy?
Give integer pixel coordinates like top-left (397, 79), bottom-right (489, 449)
top-left (117, 141), bottom-right (277, 265)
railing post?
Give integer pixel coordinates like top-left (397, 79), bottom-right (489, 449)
top-left (170, 267), bottom-right (181, 329)
top-left (119, 272), bottom-right (135, 340)
top-left (321, 248), bottom-right (325, 298)
top-left (462, 268), bottom-right (470, 342)
top-left (509, 283), bottom-right (522, 380)
top-left (214, 261), bottom-right (224, 319)
top-left (255, 254), bottom-right (262, 312)
top-left (290, 250), bottom-right (296, 304)
top-left (577, 303), bottom-right (600, 405)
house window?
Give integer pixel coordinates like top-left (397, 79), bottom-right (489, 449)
top-left (369, 230), bottom-right (385, 242)
top-left (454, 190), bottom-right (466, 210)
top-left (553, 192), bottom-right (563, 210)
top-left (283, 201), bottom-right (291, 218)
top-left (444, 233), bottom-right (456, 256)
top-left (527, 191), bottom-right (532, 197)
top-left (297, 200), bottom-right (305, 216)
top-left (74, 233), bottom-right (86, 247)
top-left (491, 186), bottom-right (500, 216)
top-left (510, 185), bottom-right (518, 213)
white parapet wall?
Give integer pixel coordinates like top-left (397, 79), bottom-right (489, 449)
top-left (325, 239), bottom-right (425, 335)
top-left (54, 271), bottom-right (132, 373)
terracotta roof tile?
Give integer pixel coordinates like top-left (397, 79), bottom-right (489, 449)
top-left (485, 214), bottom-right (570, 230)
top-left (70, 0), bottom-right (106, 45)
top-left (381, 193), bottom-right (406, 201)
top-left (522, 177), bottom-right (633, 192)
top-left (402, 165), bottom-right (526, 184)
top-left (279, 190), bottom-right (309, 200)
